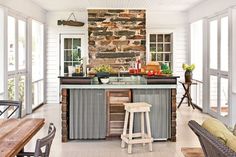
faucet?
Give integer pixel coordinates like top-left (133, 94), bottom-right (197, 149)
top-left (117, 66), bottom-right (125, 82)
top-left (120, 65), bottom-right (126, 72)
top-left (117, 71), bottom-right (122, 82)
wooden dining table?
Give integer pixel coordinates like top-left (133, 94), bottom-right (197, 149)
top-left (0, 118), bottom-right (45, 157)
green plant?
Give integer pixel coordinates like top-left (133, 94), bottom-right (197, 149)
top-left (162, 68), bottom-right (173, 75)
top-left (182, 63), bottom-right (195, 71)
top-left (93, 64), bottom-right (114, 73)
top-left (161, 64), bottom-right (169, 70)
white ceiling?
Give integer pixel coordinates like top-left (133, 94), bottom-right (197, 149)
top-left (31, 0), bottom-right (206, 12)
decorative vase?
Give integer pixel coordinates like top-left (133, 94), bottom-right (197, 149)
top-left (96, 72), bottom-right (110, 84)
top-left (185, 70), bottom-right (192, 82)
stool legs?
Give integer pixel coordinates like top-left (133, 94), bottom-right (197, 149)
top-left (141, 112), bottom-right (145, 146)
top-left (121, 111), bottom-right (129, 148)
top-left (128, 112), bottom-right (134, 154)
top-left (145, 111), bottom-right (152, 151)
top-left (121, 103), bottom-right (153, 154)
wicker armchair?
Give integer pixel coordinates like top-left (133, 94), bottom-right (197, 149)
top-left (188, 120), bottom-right (236, 157)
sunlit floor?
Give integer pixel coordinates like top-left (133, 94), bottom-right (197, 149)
top-left (25, 104), bottom-right (210, 157)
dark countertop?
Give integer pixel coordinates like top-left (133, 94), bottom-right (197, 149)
top-left (59, 74), bottom-right (180, 85)
top-left (58, 74), bottom-right (180, 79)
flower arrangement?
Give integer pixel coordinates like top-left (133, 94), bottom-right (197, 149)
top-left (182, 63), bottom-right (195, 82)
top-left (182, 64), bottom-right (195, 72)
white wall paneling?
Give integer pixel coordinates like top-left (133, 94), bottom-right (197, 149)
top-left (46, 11), bottom-right (88, 103)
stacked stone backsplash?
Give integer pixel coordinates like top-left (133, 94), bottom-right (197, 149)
top-left (88, 9), bottom-right (146, 69)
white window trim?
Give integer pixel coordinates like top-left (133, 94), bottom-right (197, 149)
top-left (59, 33), bottom-right (86, 76)
top-left (146, 28), bottom-right (174, 64)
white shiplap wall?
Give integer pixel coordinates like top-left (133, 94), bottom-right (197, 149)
top-left (173, 26), bottom-right (188, 102)
top-left (46, 10), bottom-right (188, 103)
top-left (46, 27), bottom-right (60, 103)
top-left (46, 11), bottom-right (88, 103)
top-left (146, 11), bottom-right (188, 102)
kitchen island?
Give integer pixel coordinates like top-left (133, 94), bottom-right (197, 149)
top-left (59, 75), bottom-right (178, 142)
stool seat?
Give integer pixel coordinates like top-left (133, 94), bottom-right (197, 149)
top-left (123, 102), bottom-right (152, 112)
top-left (121, 102), bottom-right (153, 154)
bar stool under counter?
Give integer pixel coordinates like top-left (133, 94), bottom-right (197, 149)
top-left (121, 102), bottom-right (153, 154)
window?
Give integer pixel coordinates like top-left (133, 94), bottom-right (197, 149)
top-left (190, 20), bottom-right (203, 109)
top-left (220, 16), bottom-right (228, 72)
top-left (6, 14), bottom-right (27, 116)
top-left (18, 20), bottom-right (26, 70)
top-left (0, 8), bottom-right (4, 96)
top-left (8, 16), bottom-right (15, 72)
top-left (208, 15), bottom-right (229, 118)
top-left (32, 20), bottom-right (44, 109)
top-left (149, 33), bottom-right (172, 68)
top-left (60, 34), bottom-right (85, 75)
top-left (63, 38), bottom-right (81, 74)
top-left (191, 20), bottom-right (203, 81)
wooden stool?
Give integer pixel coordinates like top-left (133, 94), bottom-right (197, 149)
top-left (121, 102), bottom-right (153, 154)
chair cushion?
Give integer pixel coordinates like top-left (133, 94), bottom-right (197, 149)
top-left (227, 136), bottom-right (236, 152)
top-left (202, 118), bottom-right (234, 144)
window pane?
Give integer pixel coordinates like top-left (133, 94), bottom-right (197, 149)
top-left (210, 75), bottom-right (218, 112)
top-left (191, 20), bottom-right (203, 81)
top-left (64, 50), bottom-right (72, 61)
top-left (165, 34), bottom-right (171, 42)
top-left (32, 80), bottom-right (44, 109)
top-left (150, 44), bottom-right (156, 52)
top-left (157, 44), bottom-right (163, 52)
top-left (73, 38), bottom-right (81, 49)
top-left (220, 17), bottom-right (228, 71)
top-left (157, 35), bottom-right (163, 42)
top-left (19, 76), bottom-right (26, 111)
top-left (64, 38), bottom-right (72, 49)
top-left (165, 53), bottom-right (170, 61)
top-left (150, 34), bottom-right (156, 42)
top-left (164, 44), bottom-right (171, 52)
top-left (18, 20), bottom-right (26, 70)
top-left (157, 53), bottom-right (163, 61)
top-left (190, 20), bottom-right (203, 109)
top-left (220, 78), bottom-right (228, 117)
top-left (32, 20), bottom-right (44, 82)
top-left (209, 20), bottom-right (218, 69)
top-left (151, 53), bottom-right (156, 61)
top-left (0, 9), bottom-right (4, 94)
top-left (72, 49), bottom-right (80, 61)
top-left (32, 20), bottom-right (44, 108)
top-left (8, 16), bottom-right (16, 72)
top-left (8, 78), bottom-right (15, 100)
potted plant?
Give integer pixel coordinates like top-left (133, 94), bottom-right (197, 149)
top-left (93, 64), bottom-right (114, 84)
top-left (182, 63), bottom-right (195, 82)
top-left (161, 64), bottom-right (173, 76)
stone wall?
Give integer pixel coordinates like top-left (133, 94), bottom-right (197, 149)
top-left (88, 9), bottom-right (146, 68)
